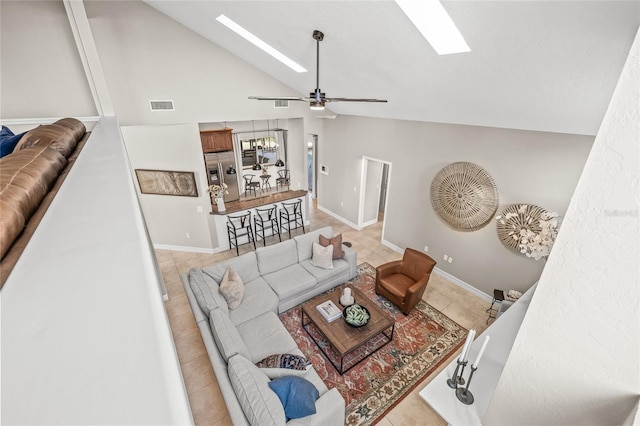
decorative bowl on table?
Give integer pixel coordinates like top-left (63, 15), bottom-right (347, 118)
top-left (343, 304), bottom-right (370, 327)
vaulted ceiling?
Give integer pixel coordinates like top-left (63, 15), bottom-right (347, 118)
top-left (145, 1), bottom-right (640, 136)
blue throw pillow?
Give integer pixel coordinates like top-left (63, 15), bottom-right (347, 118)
top-left (268, 375), bottom-right (319, 420)
top-left (1, 125), bottom-right (15, 138)
top-left (0, 132), bottom-right (26, 158)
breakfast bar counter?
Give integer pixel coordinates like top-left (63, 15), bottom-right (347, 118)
top-left (211, 189), bottom-right (308, 215)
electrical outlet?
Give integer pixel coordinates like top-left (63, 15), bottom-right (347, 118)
top-left (443, 254), bottom-right (448, 261)
top-left (424, 246), bottom-right (429, 252)
top-left (340, 201), bottom-right (344, 207)
top-left (186, 232), bottom-right (191, 239)
top-left (353, 186), bottom-right (357, 192)
top-left (196, 206), bottom-right (203, 213)
top-left (448, 256), bottom-right (453, 263)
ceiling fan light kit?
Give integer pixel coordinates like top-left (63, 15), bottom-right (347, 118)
top-left (250, 30), bottom-right (387, 110)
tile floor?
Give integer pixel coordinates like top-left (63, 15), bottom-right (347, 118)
top-left (156, 201), bottom-right (492, 426)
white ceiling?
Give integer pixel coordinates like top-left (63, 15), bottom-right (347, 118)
top-left (144, 1), bottom-right (640, 135)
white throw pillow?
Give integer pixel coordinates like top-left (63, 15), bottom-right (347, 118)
top-left (219, 267), bottom-right (245, 310)
top-left (311, 242), bottom-right (333, 269)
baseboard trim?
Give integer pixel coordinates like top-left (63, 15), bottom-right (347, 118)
top-left (361, 218), bottom-right (378, 228)
top-left (153, 244), bottom-right (218, 254)
top-left (316, 205), bottom-right (360, 230)
top-left (381, 239), bottom-right (403, 253)
top-left (433, 267), bottom-right (492, 303)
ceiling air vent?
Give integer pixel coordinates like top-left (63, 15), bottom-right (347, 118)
top-left (274, 99), bottom-right (289, 108)
top-left (149, 100), bottom-right (175, 111)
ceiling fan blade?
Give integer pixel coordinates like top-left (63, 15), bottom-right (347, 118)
top-left (248, 96), bottom-right (307, 101)
top-left (249, 30), bottom-right (387, 109)
top-left (325, 98), bottom-right (388, 103)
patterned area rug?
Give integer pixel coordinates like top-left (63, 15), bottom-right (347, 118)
top-left (279, 263), bottom-right (467, 426)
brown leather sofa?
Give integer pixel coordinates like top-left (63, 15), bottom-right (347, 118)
top-left (0, 118), bottom-right (87, 287)
top-left (375, 248), bottom-right (437, 315)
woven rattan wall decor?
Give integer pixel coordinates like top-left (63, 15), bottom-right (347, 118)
top-left (430, 162), bottom-right (499, 231)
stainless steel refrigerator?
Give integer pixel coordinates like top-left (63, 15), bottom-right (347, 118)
top-left (204, 152), bottom-right (240, 202)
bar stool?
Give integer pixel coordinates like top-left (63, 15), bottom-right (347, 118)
top-left (260, 174), bottom-right (272, 191)
top-left (486, 289), bottom-right (505, 323)
top-left (226, 212), bottom-right (256, 255)
top-left (254, 205), bottom-right (281, 246)
top-left (279, 199), bottom-right (305, 239)
top-left (243, 175), bottom-right (260, 197)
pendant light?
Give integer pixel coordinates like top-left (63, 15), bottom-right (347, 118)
top-left (226, 122), bottom-right (237, 174)
top-left (274, 119), bottom-right (285, 167)
top-left (252, 120), bottom-right (262, 170)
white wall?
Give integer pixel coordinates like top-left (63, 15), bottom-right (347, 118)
top-left (484, 28), bottom-right (640, 425)
top-left (0, 1), bottom-right (96, 119)
top-left (321, 117), bottom-right (594, 295)
top-left (121, 124), bottom-right (217, 250)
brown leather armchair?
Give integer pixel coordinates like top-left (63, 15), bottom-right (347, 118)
top-left (375, 248), bottom-right (437, 315)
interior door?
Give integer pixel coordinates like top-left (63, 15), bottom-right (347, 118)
top-left (379, 164), bottom-right (389, 213)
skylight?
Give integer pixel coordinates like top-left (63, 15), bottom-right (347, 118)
top-left (395, 0), bottom-right (470, 55)
top-left (216, 15), bottom-right (307, 73)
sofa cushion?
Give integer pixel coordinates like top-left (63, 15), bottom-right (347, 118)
top-left (310, 242), bottom-right (333, 269)
top-left (0, 146), bottom-right (67, 259)
top-left (227, 354), bottom-right (287, 426)
top-left (237, 311), bottom-right (299, 362)
top-left (256, 239), bottom-right (298, 275)
top-left (262, 264), bottom-right (317, 302)
top-left (209, 308), bottom-right (251, 362)
top-left (293, 227), bottom-right (333, 262)
top-left (319, 233), bottom-right (345, 259)
top-left (189, 268), bottom-right (229, 316)
top-left (269, 376), bottom-right (319, 421)
top-left (220, 267), bottom-right (245, 310)
top-left (15, 124), bottom-right (78, 159)
top-left (202, 251), bottom-right (260, 284)
top-left (228, 277), bottom-right (279, 326)
top-left (300, 258), bottom-right (350, 283)
top-left (54, 117), bottom-right (86, 141)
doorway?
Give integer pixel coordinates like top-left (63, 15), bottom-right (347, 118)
top-left (308, 134), bottom-right (318, 198)
top-left (358, 156), bottom-right (391, 230)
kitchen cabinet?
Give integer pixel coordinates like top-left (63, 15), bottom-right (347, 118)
top-left (200, 128), bottom-right (233, 152)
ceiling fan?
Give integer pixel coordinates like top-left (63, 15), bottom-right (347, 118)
top-left (249, 30), bottom-right (387, 110)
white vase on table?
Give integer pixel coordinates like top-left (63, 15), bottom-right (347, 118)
top-left (216, 197), bottom-right (226, 212)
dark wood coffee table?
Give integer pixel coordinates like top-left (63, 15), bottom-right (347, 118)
top-left (301, 285), bottom-right (395, 374)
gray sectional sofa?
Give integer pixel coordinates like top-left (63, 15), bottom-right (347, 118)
top-left (182, 226), bottom-right (357, 425)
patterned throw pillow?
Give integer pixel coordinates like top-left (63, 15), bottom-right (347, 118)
top-left (319, 234), bottom-right (345, 259)
top-left (256, 354), bottom-right (311, 370)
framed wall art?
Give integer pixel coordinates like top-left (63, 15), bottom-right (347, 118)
top-left (135, 169), bottom-right (198, 197)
